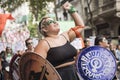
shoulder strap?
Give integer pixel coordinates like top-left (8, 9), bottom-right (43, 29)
top-left (44, 39), bottom-right (51, 48)
top-left (61, 34), bottom-right (68, 41)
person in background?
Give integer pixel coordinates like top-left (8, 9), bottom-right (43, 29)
top-left (5, 47), bottom-right (13, 64)
top-left (25, 38), bottom-right (34, 52)
top-left (0, 55), bottom-right (2, 71)
top-left (4, 47), bottom-right (13, 80)
top-left (78, 38), bottom-right (91, 56)
top-left (0, 50), bottom-right (9, 80)
top-left (0, 54), bottom-right (4, 80)
top-left (94, 35), bottom-right (117, 80)
top-left (115, 44), bottom-right (120, 61)
top-left (94, 35), bottom-right (109, 48)
top-left (0, 51), bottom-right (8, 71)
top-left (83, 38), bottom-right (91, 49)
top-left (115, 44), bottom-right (120, 80)
top-left (34, 1), bottom-right (85, 80)
top-left (109, 42), bottom-right (117, 59)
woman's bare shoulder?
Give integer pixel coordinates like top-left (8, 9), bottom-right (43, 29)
top-left (61, 30), bottom-right (74, 41)
top-left (37, 39), bottom-right (49, 47)
top-left (34, 39), bottom-right (49, 58)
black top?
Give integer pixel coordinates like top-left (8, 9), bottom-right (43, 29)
top-left (46, 41), bottom-right (77, 67)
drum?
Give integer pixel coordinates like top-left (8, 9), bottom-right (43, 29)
top-left (19, 52), bottom-right (62, 80)
top-left (9, 54), bottom-right (21, 80)
top-left (76, 46), bottom-right (117, 80)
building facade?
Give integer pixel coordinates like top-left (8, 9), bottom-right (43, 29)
top-left (55, 0), bottom-right (88, 38)
top-left (55, 0), bottom-right (84, 21)
top-left (84, 0), bottom-right (120, 39)
top-left (55, 0), bottom-right (120, 42)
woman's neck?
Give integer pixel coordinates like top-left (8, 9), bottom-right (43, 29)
top-left (47, 34), bottom-right (59, 38)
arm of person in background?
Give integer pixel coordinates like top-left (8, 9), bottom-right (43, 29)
top-left (62, 1), bottom-right (85, 42)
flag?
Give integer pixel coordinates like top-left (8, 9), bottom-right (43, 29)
top-left (0, 14), bottom-right (14, 36)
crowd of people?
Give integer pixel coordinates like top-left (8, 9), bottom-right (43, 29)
top-left (82, 35), bottom-right (120, 80)
top-left (0, 37), bottom-right (34, 80)
top-left (0, 1), bottom-right (120, 80)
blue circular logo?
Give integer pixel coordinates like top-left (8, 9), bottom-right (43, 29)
top-left (76, 46), bottom-right (117, 80)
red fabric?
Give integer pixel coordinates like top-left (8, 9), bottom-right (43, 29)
top-left (71, 26), bottom-right (84, 38)
top-left (71, 26), bottom-right (85, 48)
top-left (0, 14), bottom-right (14, 36)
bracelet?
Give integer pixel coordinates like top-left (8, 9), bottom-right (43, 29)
top-left (68, 6), bottom-right (76, 14)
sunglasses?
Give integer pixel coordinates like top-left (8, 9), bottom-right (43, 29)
top-left (102, 38), bottom-right (108, 43)
top-left (42, 20), bottom-right (56, 26)
top-left (26, 42), bottom-right (33, 46)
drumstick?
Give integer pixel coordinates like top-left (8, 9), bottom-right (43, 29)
top-left (39, 65), bottom-right (46, 80)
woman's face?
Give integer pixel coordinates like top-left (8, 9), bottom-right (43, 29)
top-left (6, 47), bottom-right (12, 53)
top-left (100, 37), bottom-right (109, 48)
top-left (41, 18), bottom-right (60, 35)
top-left (26, 40), bottom-right (33, 49)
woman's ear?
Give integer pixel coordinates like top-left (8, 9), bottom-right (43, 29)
top-left (42, 27), bottom-right (48, 33)
top-left (99, 41), bottom-right (102, 46)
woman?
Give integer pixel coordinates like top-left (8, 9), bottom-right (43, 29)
top-left (94, 35), bottom-right (109, 48)
top-left (34, 1), bottom-right (85, 80)
top-left (25, 37), bottom-right (34, 52)
top-left (94, 35), bottom-right (117, 79)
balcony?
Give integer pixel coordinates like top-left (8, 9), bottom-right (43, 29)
top-left (87, 0), bottom-right (117, 19)
top-left (99, 0), bottom-right (116, 17)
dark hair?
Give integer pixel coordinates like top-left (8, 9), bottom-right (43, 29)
top-left (84, 38), bottom-right (89, 43)
top-left (38, 17), bottom-right (50, 37)
top-left (0, 50), bottom-right (6, 58)
top-left (25, 38), bottom-right (32, 46)
top-left (116, 44), bottom-right (120, 49)
top-left (6, 46), bottom-right (11, 50)
top-left (6, 46), bottom-right (13, 54)
top-left (94, 35), bottom-right (104, 45)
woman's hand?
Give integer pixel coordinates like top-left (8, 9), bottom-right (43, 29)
top-left (62, 1), bottom-right (72, 10)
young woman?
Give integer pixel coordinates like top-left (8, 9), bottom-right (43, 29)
top-left (34, 1), bottom-right (85, 80)
top-left (25, 38), bottom-right (34, 52)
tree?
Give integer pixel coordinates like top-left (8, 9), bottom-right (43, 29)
top-left (0, 0), bottom-right (55, 38)
top-left (0, 0), bottom-right (55, 21)
top-left (0, 0), bottom-right (24, 12)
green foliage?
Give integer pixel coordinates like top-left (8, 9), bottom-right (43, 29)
top-left (27, 14), bottom-right (38, 37)
top-left (28, 0), bottom-right (47, 20)
top-left (28, 23), bottom-right (38, 37)
top-left (0, 0), bottom-right (55, 38)
top-left (1, 0), bottom-right (24, 12)
top-left (27, 12), bottom-right (46, 38)
top-left (0, 0), bottom-right (55, 20)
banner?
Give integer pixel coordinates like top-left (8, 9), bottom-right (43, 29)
top-left (0, 14), bottom-right (14, 36)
